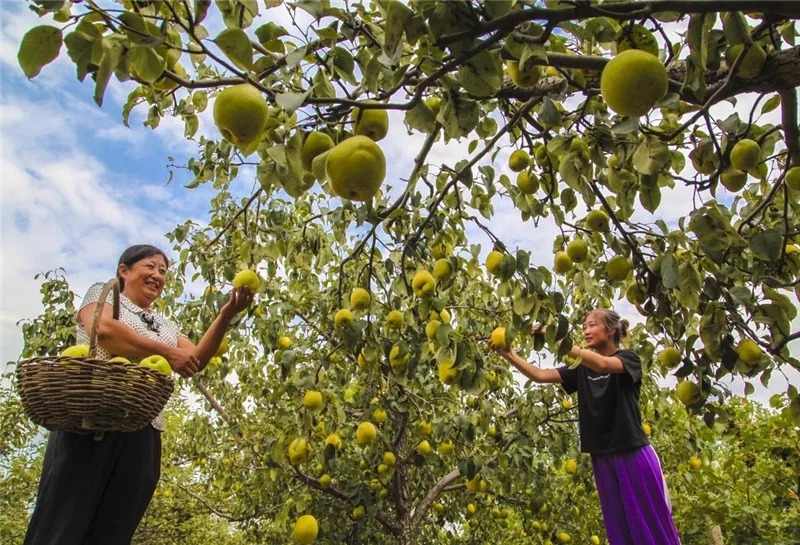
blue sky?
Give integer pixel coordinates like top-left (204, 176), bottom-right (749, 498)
top-left (0, 2), bottom-right (215, 361)
top-left (1, 1), bottom-right (797, 402)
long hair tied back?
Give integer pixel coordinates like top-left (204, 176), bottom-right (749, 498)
top-left (591, 309), bottom-right (629, 345)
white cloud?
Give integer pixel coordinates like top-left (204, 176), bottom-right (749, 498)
top-left (0, 97), bottom-right (174, 364)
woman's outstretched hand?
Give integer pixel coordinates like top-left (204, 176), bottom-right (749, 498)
top-left (489, 338), bottom-right (515, 362)
top-left (222, 286), bottom-right (255, 318)
top-left (530, 323), bottom-right (547, 337)
top-left (166, 346), bottom-right (200, 378)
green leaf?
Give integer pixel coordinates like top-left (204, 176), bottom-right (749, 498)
top-left (440, 95), bottom-right (479, 140)
top-left (255, 22), bottom-right (288, 45)
top-left (699, 303), bottom-right (726, 360)
top-left (518, 43), bottom-right (548, 71)
top-left (790, 394), bottom-right (800, 426)
top-left (130, 46), bottom-right (164, 83)
top-left (639, 177), bottom-right (661, 213)
top-left (383, 0), bottom-right (412, 60)
top-left (94, 37), bottom-right (124, 107)
top-left (342, 381), bottom-right (360, 403)
top-left (294, 0), bottom-right (324, 20)
top-left (729, 286), bottom-right (752, 305)
top-left (476, 117), bottom-right (497, 139)
top-left (436, 323), bottom-right (453, 347)
top-left (285, 46), bottom-right (307, 67)
top-left (761, 94), bottom-right (781, 114)
top-left (404, 13), bottom-right (427, 46)
top-left (558, 153), bottom-right (586, 191)
top-left (558, 336), bottom-right (573, 358)
top-left (218, 0), bottom-right (259, 28)
top-left (275, 89), bottom-right (311, 113)
top-left (122, 87), bottom-right (146, 127)
top-left (312, 69), bottom-right (335, 98)
top-left (184, 113), bottom-right (199, 138)
top-left (214, 28), bottom-right (253, 71)
top-left (64, 27), bottom-right (95, 82)
top-left (687, 13), bottom-right (710, 73)
top-left (18, 25), bottom-right (62, 78)
top-left (632, 136), bottom-right (671, 175)
top-left (332, 47), bottom-right (357, 85)
top-left (538, 97), bottom-right (563, 127)
top-left (749, 229), bottom-right (782, 261)
top-left (458, 50), bottom-right (502, 97)
top-left (661, 254), bottom-right (679, 289)
top-left (404, 101), bottom-right (436, 134)
top-left (513, 295), bottom-right (536, 317)
top-left (676, 259), bottom-right (703, 311)
top-left (195, 0), bottom-right (212, 24)
top-left (117, 12), bottom-right (149, 41)
top-left (611, 116), bottom-right (639, 135)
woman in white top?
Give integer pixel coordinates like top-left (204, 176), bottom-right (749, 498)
top-left (24, 244), bottom-right (253, 545)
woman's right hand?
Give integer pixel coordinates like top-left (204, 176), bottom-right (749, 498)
top-left (490, 341), bottom-right (515, 361)
top-left (165, 347), bottom-right (200, 378)
top-left (530, 323), bottom-right (547, 337)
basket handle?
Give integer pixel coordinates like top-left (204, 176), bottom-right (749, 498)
top-left (88, 278), bottom-right (120, 358)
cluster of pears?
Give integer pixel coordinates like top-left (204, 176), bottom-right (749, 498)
top-left (213, 85), bottom-right (389, 201)
top-left (302, 101), bottom-right (389, 201)
top-left (552, 210), bottom-right (631, 282)
top-left (333, 287), bottom-right (372, 329)
top-left (719, 137), bottom-right (765, 192)
top-left (59, 344), bottom-right (172, 377)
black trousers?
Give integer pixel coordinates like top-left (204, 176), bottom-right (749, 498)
top-left (23, 425), bottom-right (161, 545)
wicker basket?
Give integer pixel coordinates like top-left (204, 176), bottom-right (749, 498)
top-left (16, 278), bottom-right (174, 433)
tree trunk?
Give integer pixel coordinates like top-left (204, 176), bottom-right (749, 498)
top-left (705, 516), bottom-right (724, 545)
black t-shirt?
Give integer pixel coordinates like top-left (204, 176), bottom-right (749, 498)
top-left (557, 349), bottom-right (649, 455)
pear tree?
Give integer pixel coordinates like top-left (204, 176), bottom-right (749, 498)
top-left (10, 1), bottom-right (800, 544)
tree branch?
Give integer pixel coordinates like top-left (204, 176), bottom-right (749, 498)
top-left (438, 1), bottom-right (800, 46)
top-left (399, 95), bottom-right (543, 287)
top-left (202, 189), bottom-right (262, 251)
top-left (408, 468), bottom-right (462, 534)
top-left (503, 46), bottom-right (800, 108)
top-left (168, 479), bottom-right (249, 522)
top-left (193, 377), bottom-right (241, 440)
top-left (779, 87), bottom-right (799, 166)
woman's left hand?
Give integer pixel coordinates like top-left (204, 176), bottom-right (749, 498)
top-left (222, 286), bottom-right (255, 318)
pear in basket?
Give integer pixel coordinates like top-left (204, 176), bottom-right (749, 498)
top-left (61, 344), bottom-right (90, 358)
top-left (140, 355), bottom-right (172, 380)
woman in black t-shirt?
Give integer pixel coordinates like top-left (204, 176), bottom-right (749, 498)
top-left (494, 309), bottom-right (681, 545)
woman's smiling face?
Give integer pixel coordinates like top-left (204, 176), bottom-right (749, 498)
top-left (119, 253), bottom-right (167, 308)
top-left (582, 311), bottom-right (613, 349)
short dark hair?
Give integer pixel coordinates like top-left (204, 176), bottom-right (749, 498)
top-left (117, 244), bottom-right (169, 291)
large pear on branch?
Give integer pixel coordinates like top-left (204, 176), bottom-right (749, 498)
top-left (326, 136), bottom-right (386, 201)
top-left (213, 84), bottom-right (269, 154)
top-left (600, 49), bottom-right (668, 117)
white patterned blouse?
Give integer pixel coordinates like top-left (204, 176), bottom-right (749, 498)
top-left (76, 282), bottom-right (182, 432)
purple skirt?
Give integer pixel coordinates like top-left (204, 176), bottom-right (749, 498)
top-left (592, 444), bottom-right (681, 545)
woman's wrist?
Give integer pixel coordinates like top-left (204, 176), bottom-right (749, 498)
top-left (219, 304), bottom-right (237, 324)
